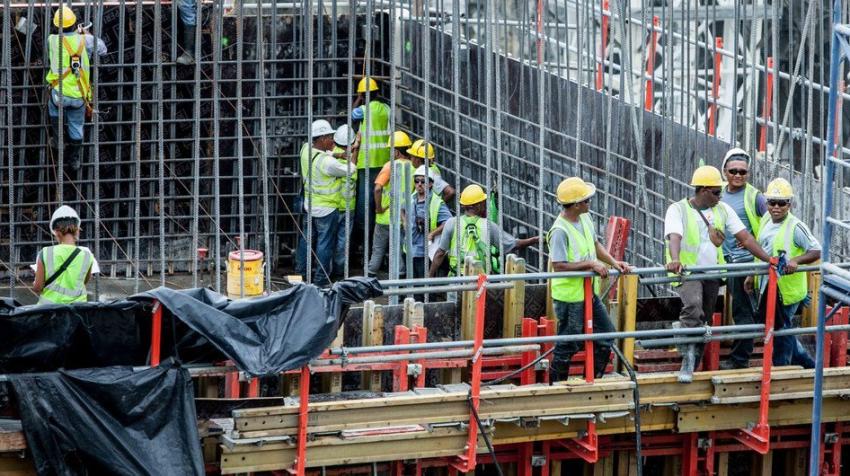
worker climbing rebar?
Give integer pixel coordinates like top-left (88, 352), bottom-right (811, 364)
top-left (175, 0), bottom-right (199, 65)
top-left (32, 206), bottom-right (99, 304)
top-left (546, 177), bottom-right (631, 382)
top-left (664, 165), bottom-right (771, 383)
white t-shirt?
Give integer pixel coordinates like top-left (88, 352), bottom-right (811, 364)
top-left (664, 201), bottom-right (746, 265)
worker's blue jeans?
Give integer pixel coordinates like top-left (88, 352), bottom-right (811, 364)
top-left (758, 291), bottom-right (816, 368)
top-left (334, 210), bottom-right (354, 277)
top-left (294, 210), bottom-right (338, 286)
top-left (48, 90), bottom-right (85, 141)
top-left (552, 296), bottom-right (615, 368)
top-left (354, 166), bottom-right (382, 249)
top-left (726, 271), bottom-right (757, 367)
top-left (176, 0), bottom-right (197, 26)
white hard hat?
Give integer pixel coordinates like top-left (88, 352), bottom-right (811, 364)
top-left (50, 205), bottom-right (80, 229)
top-left (334, 124), bottom-right (355, 146)
top-left (311, 120), bottom-right (334, 138)
top-left (722, 147), bottom-right (751, 170)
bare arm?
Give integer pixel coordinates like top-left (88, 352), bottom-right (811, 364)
top-left (666, 233), bottom-right (683, 273)
top-left (373, 184), bottom-right (385, 214)
top-left (427, 223), bottom-right (445, 241)
top-left (441, 184), bottom-right (456, 204)
top-left (514, 236), bottom-right (540, 250)
top-left (734, 230), bottom-right (771, 263)
top-left (594, 241), bottom-right (631, 272)
top-left (784, 249), bottom-right (821, 274)
top-left (428, 249), bottom-right (446, 277)
top-left (33, 255), bottom-right (45, 294)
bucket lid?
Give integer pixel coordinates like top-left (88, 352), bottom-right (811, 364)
top-left (228, 249), bottom-right (263, 261)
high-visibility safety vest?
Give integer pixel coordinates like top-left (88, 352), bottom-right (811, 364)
top-left (375, 159), bottom-right (414, 226)
top-left (725, 183), bottom-right (762, 237)
top-left (46, 33), bottom-right (91, 101)
top-left (756, 213), bottom-right (808, 305)
top-left (356, 101), bottom-right (391, 169)
top-left (38, 244), bottom-right (93, 304)
top-left (300, 143), bottom-right (340, 210)
top-left (403, 191), bottom-right (446, 255)
top-left (333, 146), bottom-right (357, 212)
top-left (664, 199), bottom-right (727, 284)
top-left (448, 215), bottom-right (501, 274)
top-left (547, 214), bottom-right (601, 303)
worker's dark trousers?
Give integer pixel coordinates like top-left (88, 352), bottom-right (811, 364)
top-left (676, 279), bottom-right (720, 366)
top-left (726, 274), bottom-right (756, 367)
top-left (756, 291), bottom-right (816, 368)
top-left (354, 167), bottom-right (382, 254)
top-left (552, 296), bottom-right (615, 373)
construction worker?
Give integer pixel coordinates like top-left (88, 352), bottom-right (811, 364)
top-left (428, 184), bottom-right (538, 277)
top-left (719, 148), bottom-right (769, 370)
top-left (745, 178), bottom-right (819, 368)
top-left (368, 131), bottom-right (414, 277)
top-left (33, 206), bottom-right (98, 304)
top-left (175, 0), bottom-right (198, 65)
top-left (664, 165), bottom-right (771, 383)
top-left (331, 124), bottom-right (360, 279)
top-left (46, 5), bottom-right (107, 171)
top-left (403, 165), bottom-right (453, 278)
top-left (406, 139), bottom-right (456, 203)
top-left (351, 77), bottom-right (391, 243)
top-left (547, 177), bottom-right (630, 382)
top-left (295, 120), bottom-right (356, 286)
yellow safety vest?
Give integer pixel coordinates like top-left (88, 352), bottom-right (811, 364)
top-left (46, 33), bottom-right (91, 101)
top-left (756, 213), bottom-right (808, 305)
top-left (38, 244), bottom-right (93, 304)
top-left (356, 101), bottom-right (391, 169)
top-left (375, 159), bottom-right (414, 225)
top-left (448, 215), bottom-right (501, 274)
top-left (547, 214), bottom-right (600, 303)
top-left (300, 143), bottom-right (340, 210)
top-left (664, 199), bottom-right (726, 285)
top-left (333, 146), bottom-right (357, 212)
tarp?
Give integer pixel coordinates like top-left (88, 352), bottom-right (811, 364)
top-left (9, 360), bottom-right (204, 476)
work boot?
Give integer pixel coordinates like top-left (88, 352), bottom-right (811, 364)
top-left (678, 344), bottom-right (696, 384)
top-left (549, 359), bottom-right (570, 384)
top-left (719, 359), bottom-right (748, 371)
top-left (66, 139), bottom-right (82, 171)
top-left (176, 26), bottom-right (196, 65)
top-left (594, 349), bottom-right (611, 378)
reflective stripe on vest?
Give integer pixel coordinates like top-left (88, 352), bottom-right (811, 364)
top-left (39, 245), bottom-right (92, 304)
top-left (756, 213), bottom-right (808, 305)
top-left (356, 101), bottom-right (391, 169)
top-left (665, 199), bottom-right (726, 284)
top-left (46, 34), bottom-right (91, 100)
top-left (427, 192), bottom-right (444, 231)
top-left (300, 143), bottom-right (340, 210)
top-left (333, 146), bottom-right (357, 211)
top-left (375, 159), bottom-right (414, 225)
top-left (743, 183), bottom-right (762, 237)
top-left (547, 214), bottom-right (600, 303)
top-left (448, 215), bottom-right (500, 274)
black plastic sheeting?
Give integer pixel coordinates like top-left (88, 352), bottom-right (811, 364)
top-left (9, 360), bottom-right (204, 476)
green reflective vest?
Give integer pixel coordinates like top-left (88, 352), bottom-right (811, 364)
top-left (448, 215), bottom-right (501, 274)
top-left (46, 33), bottom-right (91, 100)
top-left (356, 101), bottom-right (391, 169)
top-left (375, 159), bottom-right (414, 225)
top-left (300, 143), bottom-right (340, 210)
top-left (742, 183), bottom-right (762, 237)
top-left (425, 191), bottom-right (444, 231)
top-left (333, 146), bottom-right (357, 212)
top-left (756, 213), bottom-right (808, 305)
top-left (38, 244), bottom-right (93, 304)
top-left (665, 199), bottom-right (727, 284)
top-left (547, 214), bottom-right (601, 303)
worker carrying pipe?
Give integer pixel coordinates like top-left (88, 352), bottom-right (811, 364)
top-left (745, 178), bottom-right (820, 368)
top-left (546, 177), bottom-right (631, 382)
top-left (664, 165), bottom-right (771, 383)
top-left (33, 206), bottom-right (99, 304)
top-left (428, 184), bottom-right (538, 276)
top-left (719, 148), bottom-right (769, 370)
top-left (45, 4), bottom-right (107, 171)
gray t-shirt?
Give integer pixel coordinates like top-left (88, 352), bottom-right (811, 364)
top-left (721, 186), bottom-right (767, 262)
top-left (548, 219), bottom-right (592, 263)
top-left (437, 216), bottom-right (518, 254)
top-left (757, 216), bottom-right (821, 295)
top-left (408, 192), bottom-right (453, 258)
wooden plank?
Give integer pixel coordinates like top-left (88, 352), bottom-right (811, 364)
top-left (502, 254), bottom-right (526, 339)
top-left (802, 268), bottom-right (821, 327)
top-left (461, 258), bottom-right (484, 341)
top-left (322, 327), bottom-right (345, 394)
top-left (711, 367), bottom-right (850, 404)
top-left (0, 421), bottom-right (26, 452)
top-left (716, 452), bottom-right (729, 476)
top-left (360, 301), bottom-right (384, 392)
top-left (677, 397), bottom-right (850, 433)
top-left (616, 451), bottom-right (637, 476)
top-left (616, 274), bottom-right (639, 370)
top-left (750, 451), bottom-right (772, 476)
top-left (593, 456), bottom-right (614, 476)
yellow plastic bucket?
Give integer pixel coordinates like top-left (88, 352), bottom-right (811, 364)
top-left (227, 249), bottom-right (264, 298)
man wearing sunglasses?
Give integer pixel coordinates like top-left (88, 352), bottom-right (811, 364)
top-left (665, 165), bottom-right (771, 383)
top-left (719, 148), bottom-right (769, 370)
top-left (745, 178), bottom-right (820, 368)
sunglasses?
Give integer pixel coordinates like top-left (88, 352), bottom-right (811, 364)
top-left (767, 200), bottom-right (790, 207)
top-left (414, 178), bottom-right (427, 184)
top-left (708, 189), bottom-right (722, 196)
top-left (726, 168), bottom-right (748, 176)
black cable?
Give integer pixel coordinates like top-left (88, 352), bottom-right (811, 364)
top-left (467, 393), bottom-right (504, 476)
top-left (612, 344), bottom-right (642, 476)
top-left (483, 348), bottom-right (554, 385)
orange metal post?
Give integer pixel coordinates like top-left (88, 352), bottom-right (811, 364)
top-left (536, 0), bottom-right (544, 65)
top-left (709, 37), bottom-right (723, 136)
top-left (521, 318), bottom-right (538, 385)
top-left (759, 57), bottom-right (775, 152)
top-left (596, 0), bottom-right (610, 91)
top-left (393, 325), bottom-right (411, 392)
top-left (150, 300), bottom-right (162, 366)
top-left (247, 378), bottom-right (260, 398)
top-left (644, 16), bottom-right (660, 111)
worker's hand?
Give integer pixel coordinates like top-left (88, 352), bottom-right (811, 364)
top-left (375, 205), bottom-right (385, 214)
top-left (666, 261), bottom-right (683, 274)
top-left (784, 259), bottom-right (799, 274)
top-left (708, 228), bottom-right (726, 247)
top-left (427, 230), bottom-right (439, 241)
top-left (591, 262), bottom-right (609, 278)
top-left (352, 134), bottom-right (361, 149)
top-left (613, 260), bottom-right (631, 274)
top-left (744, 276), bottom-right (754, 294)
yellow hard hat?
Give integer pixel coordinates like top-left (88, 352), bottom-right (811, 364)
top-left (387, 131), bottom-right (412, 149)
top-left (763, 177), bottom-right (794, 200)
top-left (53, 5), bottom-right (77, 28)
top-left (407, 139), bottom-right (436, 159)
top-left (459, 184), bottom-right (487, 206)
top-left (556, 177), bottom-right (596, 205)
top-left (690, 165), bottom-right (724, 187)
top-left (357, 77), bottom-right (379, 93)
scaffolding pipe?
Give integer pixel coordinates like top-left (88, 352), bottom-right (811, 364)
top-left (314, 344), bottom-right (540, 366)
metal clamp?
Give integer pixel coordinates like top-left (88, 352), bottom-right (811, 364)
top-left (407, 363), bottom-right (423, 377)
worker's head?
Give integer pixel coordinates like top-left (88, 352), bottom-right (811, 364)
top-left (53, 5), bottom-right (77, 31)
top-left (50, 205), bottom-right (81, 241)
top-left (459, 184), bottom-right (487, 217)
top-left (722, 148), bottom-right (751, 190)
top-left (356, 77), bottom-right (380, 97)
top-left (413, 165), bottom-right (434, 194)
top-left (556, 177), bottom-right (595, 215)
top-left (310, 120), bottom-right (335, 150)
top-left (763, 177), bottom-right (794, 221)
top-left (406, 139), bottom-right (435, 168)
top-left (334, 124), bottom-right (356, 148)
top-left (690, 165), bottom-right (724, 207)
top-left (388, 131), bottom-right (413, 160)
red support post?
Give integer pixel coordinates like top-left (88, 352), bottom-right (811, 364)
top-left (517, 442), bottom-right (533, 476)
top-left (224, 360), bottom-right (241, 398)
top-left (247, 378), bottom-right (260, 398)
top-left (150, 300), bottom-right (162, 366)
top-left (540, 317), bottom-right (556, 384)
top-left (759, 57), bottom-right (774, 153)
top-left (681, 433), bottom-right (699, 475)
top-left (393, 325), bottom-right (411, 392)
top-left (831, 308), bottom-right (849, 367)
top-left (292, 365), bottom-right (311, 475)
top-left (596, 0), bottom-right (610, 91)
top-left (536, 0), bottom-right (544, 65)
top-left (732, 258), bottom-right (778, 454)
top-left (703, 313), bottom-right (721, 371)
top-left (521, 318), bottom-right (539, 385)
top-left (644, 16), bottom-right (660, 111)
top-left (709, 37), bottom-right (723, 136)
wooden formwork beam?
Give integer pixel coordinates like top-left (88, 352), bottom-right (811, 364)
top-left (615, 274), bottom-right (639, 369)
top-left (710, 367), bottom-right (850, 404)
top-left (677, 398), bottom-right (850, 433)
top-left (361, 301), bottom-right (384, 392)
top-left (502, 254), bottom-right (526, 339)
top-left (461, 258), bottom-right (484, 341)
